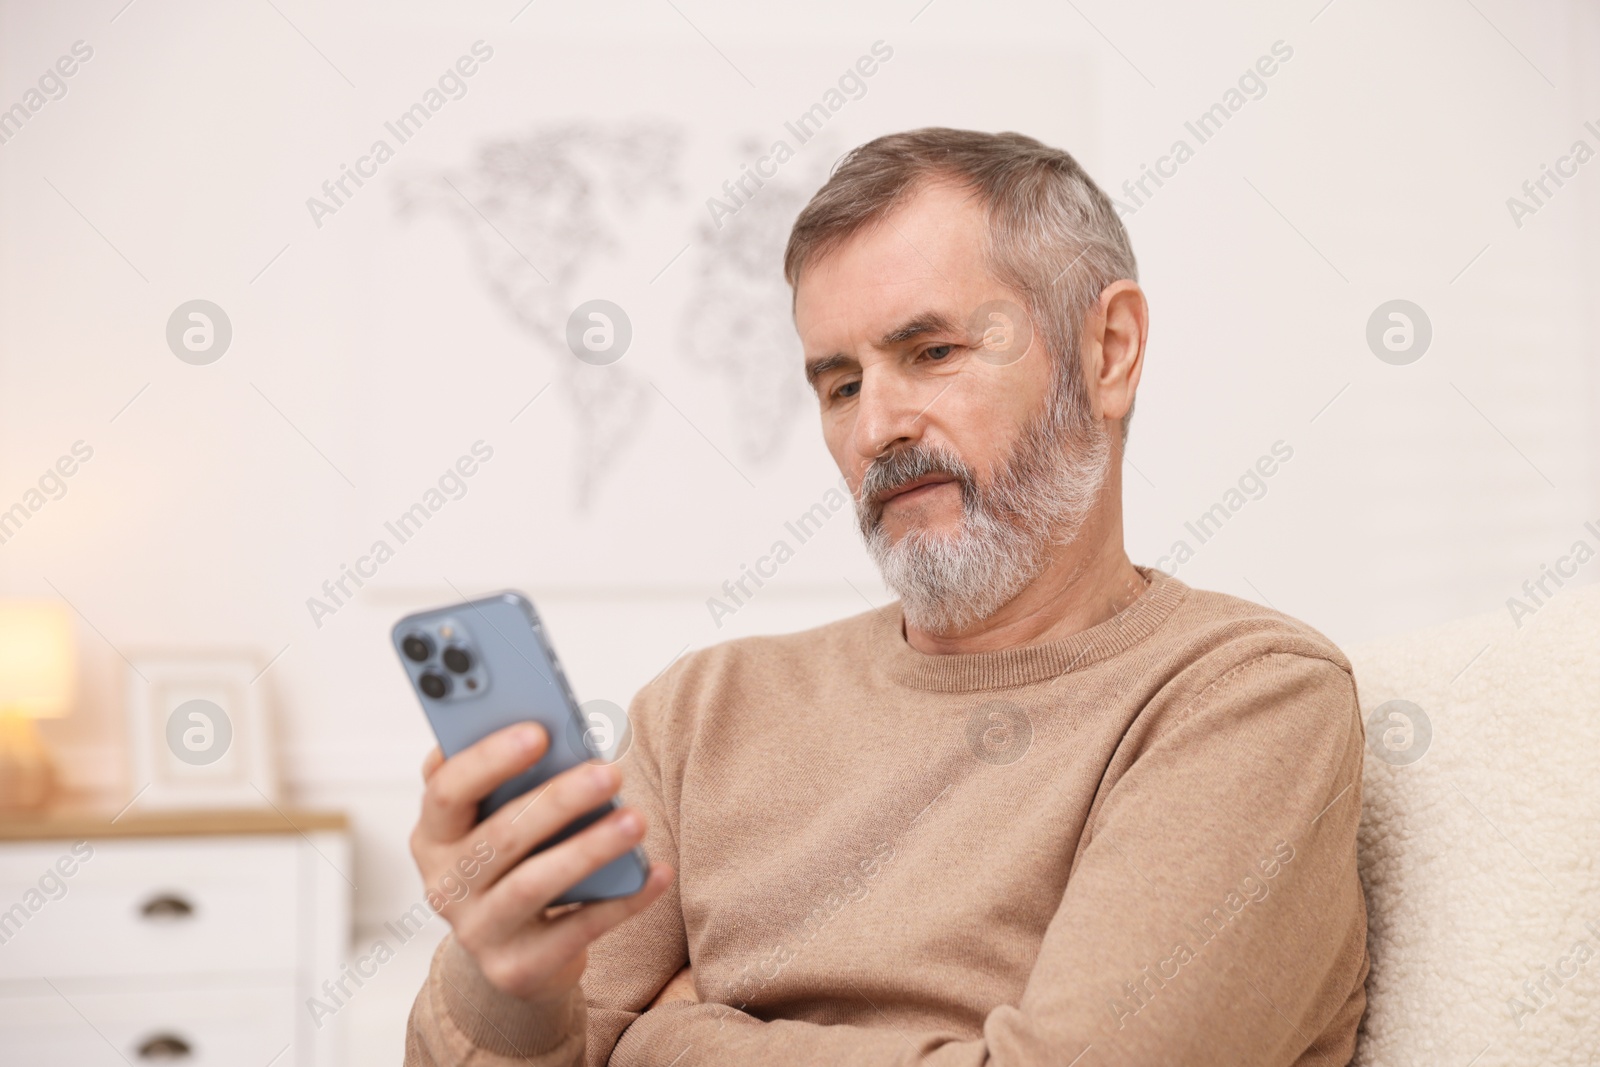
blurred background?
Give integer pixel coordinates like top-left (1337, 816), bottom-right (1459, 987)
top-left (0, 0), bottom-right (1596, 1063)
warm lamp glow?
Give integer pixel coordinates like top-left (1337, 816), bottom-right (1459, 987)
top-left (0, 600), bottom-right (76, 719)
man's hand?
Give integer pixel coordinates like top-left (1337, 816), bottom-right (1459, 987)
top-left (648, 965), bottom-right (699, 1009)
top-left (409, 722), bottom-right (675, 1007)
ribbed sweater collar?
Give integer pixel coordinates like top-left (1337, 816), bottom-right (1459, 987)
top-left (872, 566), bottom-right (1189, 692)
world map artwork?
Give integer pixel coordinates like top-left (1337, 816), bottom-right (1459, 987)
top-left (395, 123), bottom-right (825, 509)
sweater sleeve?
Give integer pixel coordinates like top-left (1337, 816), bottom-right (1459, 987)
top-left (604, 651), bottom-right (1369, 1067)
top-left (404, 666), bottom-right (692, 1067)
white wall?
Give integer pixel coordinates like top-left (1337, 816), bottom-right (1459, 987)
top-left (2, 0), bottom-right (1596, 936)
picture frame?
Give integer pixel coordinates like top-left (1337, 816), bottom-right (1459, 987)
top-left (125, 652), bottom-right (280, 810)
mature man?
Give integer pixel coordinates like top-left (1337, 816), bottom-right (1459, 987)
top-left (405, 128), bottom-right (1369, 1066)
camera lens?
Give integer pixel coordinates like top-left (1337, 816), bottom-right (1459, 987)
top-left (402, 634), bottom-right (433, 663)
top-left (442, 646), bottom-right (472, 674)
top-left (419, 672), bottom-right (450, 699)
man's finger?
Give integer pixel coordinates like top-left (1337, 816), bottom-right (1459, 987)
top-left (466, 864), bottom-right (671, 1001)
top-left (539, 862), bottom-right (675, 960)
top-left (417, 722), bottom-right (549, 843)
top-left (468, 806), bottom-right (651, 944)
top-left (421, 746), bottom-right (444, 780)
top-left (466, 760), bottom-right (625, 891)
top-left (648, 964), bottom-right (697, 1009)
top-left (427, 761), bottom-right (626, 916)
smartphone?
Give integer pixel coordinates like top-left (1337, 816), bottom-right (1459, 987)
top-left (391, 591), bottom-right (649, 905)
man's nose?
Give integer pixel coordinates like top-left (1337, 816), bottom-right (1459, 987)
top-left (851, 364), bottom-right (930, 462)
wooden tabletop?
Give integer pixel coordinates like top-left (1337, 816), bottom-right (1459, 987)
top-left (0, 807), bottom-right (349, 841)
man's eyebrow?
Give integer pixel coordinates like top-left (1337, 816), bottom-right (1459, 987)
top-left (804, 353), bottom-right (854, 387)
top-left (877, 311), bottom-right (962, 347)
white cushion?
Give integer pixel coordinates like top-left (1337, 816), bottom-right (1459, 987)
top-left (1348, 581), bottom-right (1600, 1066)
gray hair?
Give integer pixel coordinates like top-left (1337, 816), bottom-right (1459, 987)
top-left (784, 127), bottom-right (1139, 440)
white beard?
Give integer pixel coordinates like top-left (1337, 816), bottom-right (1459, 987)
top-left (858, 402), bottom-right (1110, 635)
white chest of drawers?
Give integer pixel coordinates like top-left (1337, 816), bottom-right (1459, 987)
top-left (0, 809), bottom-right (351, 1067)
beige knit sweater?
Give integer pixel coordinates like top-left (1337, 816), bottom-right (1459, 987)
top-left (406, 569), bottom-right (1369, 1065)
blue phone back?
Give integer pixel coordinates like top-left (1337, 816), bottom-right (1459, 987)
top-left (391, 591), bottom-right (647, 904)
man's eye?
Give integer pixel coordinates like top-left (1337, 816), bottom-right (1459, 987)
top-left (923, 344), bottom-right (956, 361)
top-left (833, 380), bottom-right (861, 400)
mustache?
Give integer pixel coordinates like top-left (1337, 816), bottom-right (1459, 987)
top-left (857, 443), bottom-right (975, 527)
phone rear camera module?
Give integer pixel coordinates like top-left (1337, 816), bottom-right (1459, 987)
top-left (442, 646), bottom-right (473, 674)
top-left (419, 671), bottom-right (451, 699)
top-left (402, 634), bottom-right (434, 663)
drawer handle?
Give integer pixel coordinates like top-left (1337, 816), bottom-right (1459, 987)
top-left (136, 1033), bottom-right (193, 1059)
top-left (139, 893), bottom-right (195, 920)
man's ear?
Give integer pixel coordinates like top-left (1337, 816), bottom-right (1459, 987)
top-left (1082, 280), bottom-right (1148, 426)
